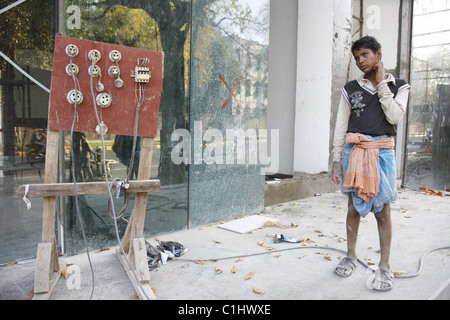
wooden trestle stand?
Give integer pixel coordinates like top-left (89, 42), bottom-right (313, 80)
top-left (15, 36), bottom-right (164, 300)
top-left (16, 133), bottom-right (159, 300)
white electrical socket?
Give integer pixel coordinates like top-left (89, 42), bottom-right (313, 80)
top-left (96, 82), bottom-right (105, 92)
top-left (114, 78), bottom-right (124, 88)
top-left (88, 49), bottom-right (101, 62)
top-left (96, 93), bottom-right (112, 108)
top-left (66, 63), bottom-right (79, 76)
top-left (108, 66), bottom-right (120, 78)
top-left (96, 121), bottom-right (108, 135)
top-left (88, 65), bottom-right (101, 77)
top-left (109, 50), bottom-right (122, 62)
top-left (65, 44), bottom-right (79, 57)
top-left (67, 90), bottom-right (83, 105)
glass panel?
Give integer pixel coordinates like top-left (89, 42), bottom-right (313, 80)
top-left (188, 0), bottom-right (270, 226)
top-left (0, 0), bottom-right (56, 264)
top-left (63, 0), bottom-right (190, 255)
top-left (404, 0), bottom-right (450, 190)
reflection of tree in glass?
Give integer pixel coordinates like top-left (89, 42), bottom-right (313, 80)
top-left (67, 0), bottom-right (262, 185)
top-left (0, 0), bottom-right (55, 163)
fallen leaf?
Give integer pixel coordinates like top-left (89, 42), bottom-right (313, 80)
top-left (131, 294), bottom-right (139, 300)
top-left (61, 269), bottom-right (70, 279)
top-left (212, 240), bottom-right (222, 244)
top-left (215, 266), bottom-right (223, 274)
top-left (235, 257), bottom-right (245, 263)
top-left (324, 254), bottom-right (332, 261)
top-left (4, 262), bottom-right (17, 267)
top-left (194, 260), bottom-right (210, 265)
top-left (290, 222), bottom-right (298, 228)
top-left (302, 238), bottom-right (316, 246)
top-left (252, 288), bottom-right (264, 295)
top-left (231, 266), bottom-right (238, 273)
top-left (273, 254), bottom-right (281, 258)
top-left (182, 264), bottom-right (190, 268)
top-left (245, 272), bottom-right (255, 280)
top-left (393, 270), bottom-right (407, 275)
top-left (257, 241), bottom-right (276, 250)
top-left (95, 247), bottom-right (110, 253)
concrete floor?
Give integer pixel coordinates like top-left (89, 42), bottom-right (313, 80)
top-left (1, 188), bottom-right (449, 301)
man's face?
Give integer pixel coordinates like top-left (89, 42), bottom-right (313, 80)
top-left (353, 48), bottom-right (381, 74)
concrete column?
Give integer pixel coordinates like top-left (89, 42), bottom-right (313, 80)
top-left (267, 0), bottom-right (298, 175)
top-left (294, 0), bottom-right (335, 175)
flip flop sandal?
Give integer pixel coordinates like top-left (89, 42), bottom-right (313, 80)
top-left (372, 268), bottom-right (394, 291)
top-left (335, 257), bottom-right (357, 277)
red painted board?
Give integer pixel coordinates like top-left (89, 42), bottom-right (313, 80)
top-left (48, 35), bottom-right (163, 138)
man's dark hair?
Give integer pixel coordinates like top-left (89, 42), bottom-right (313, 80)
top-left (351, 36), bottom-right (382, 55)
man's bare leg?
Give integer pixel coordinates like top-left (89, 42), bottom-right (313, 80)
top-left (373, 203), bottom-right (394, 290)
top-left (335, 195), bottom-right (360, 277)
top-left (346, 195), bottom-right (361, 260)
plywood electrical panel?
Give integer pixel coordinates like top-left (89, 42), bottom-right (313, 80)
top-left (48, 35), bottom-right (163, 138)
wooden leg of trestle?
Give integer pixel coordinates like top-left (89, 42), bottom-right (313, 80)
top-left (130, 238), bottom-right (151, 282)
top-left (33, 130), bottom-right (61, 299)
top-left (118, 137), bottom-right (155, 299)
top-left (116, 245), bottom-right (156, 300)
top-left (121, 137), bottom-right (155, 252)
top-left (32, 237), bottom-right (61, 299)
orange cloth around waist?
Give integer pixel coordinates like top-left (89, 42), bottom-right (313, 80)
top-left (343, 133), bottom-right (395, 202)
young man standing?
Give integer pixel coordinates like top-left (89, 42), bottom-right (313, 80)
top-left (331, 36), bottom-right (410, 291)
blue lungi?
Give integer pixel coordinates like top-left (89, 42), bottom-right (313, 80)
top-left (341, 134), bottom-right (397, 217)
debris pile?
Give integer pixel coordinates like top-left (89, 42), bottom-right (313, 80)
top-left (419, 187), bottom-right (449, 197)
top-left (146, 240), bottom-right (187, 270)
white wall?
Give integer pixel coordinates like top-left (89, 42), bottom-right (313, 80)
top-left (293, 0), bottom-right (334, 175)
top-left (267, 0), bottom-right (298, 175)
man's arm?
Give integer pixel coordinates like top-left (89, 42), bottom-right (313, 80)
top-left (331, 92), bottom-right (350, 184)
top-left (377, 81), bottom-right (410, 125)
top-left (332, 93), bottom-right (350, 163)
top-left (374, 61), bottom-right (410, 125)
